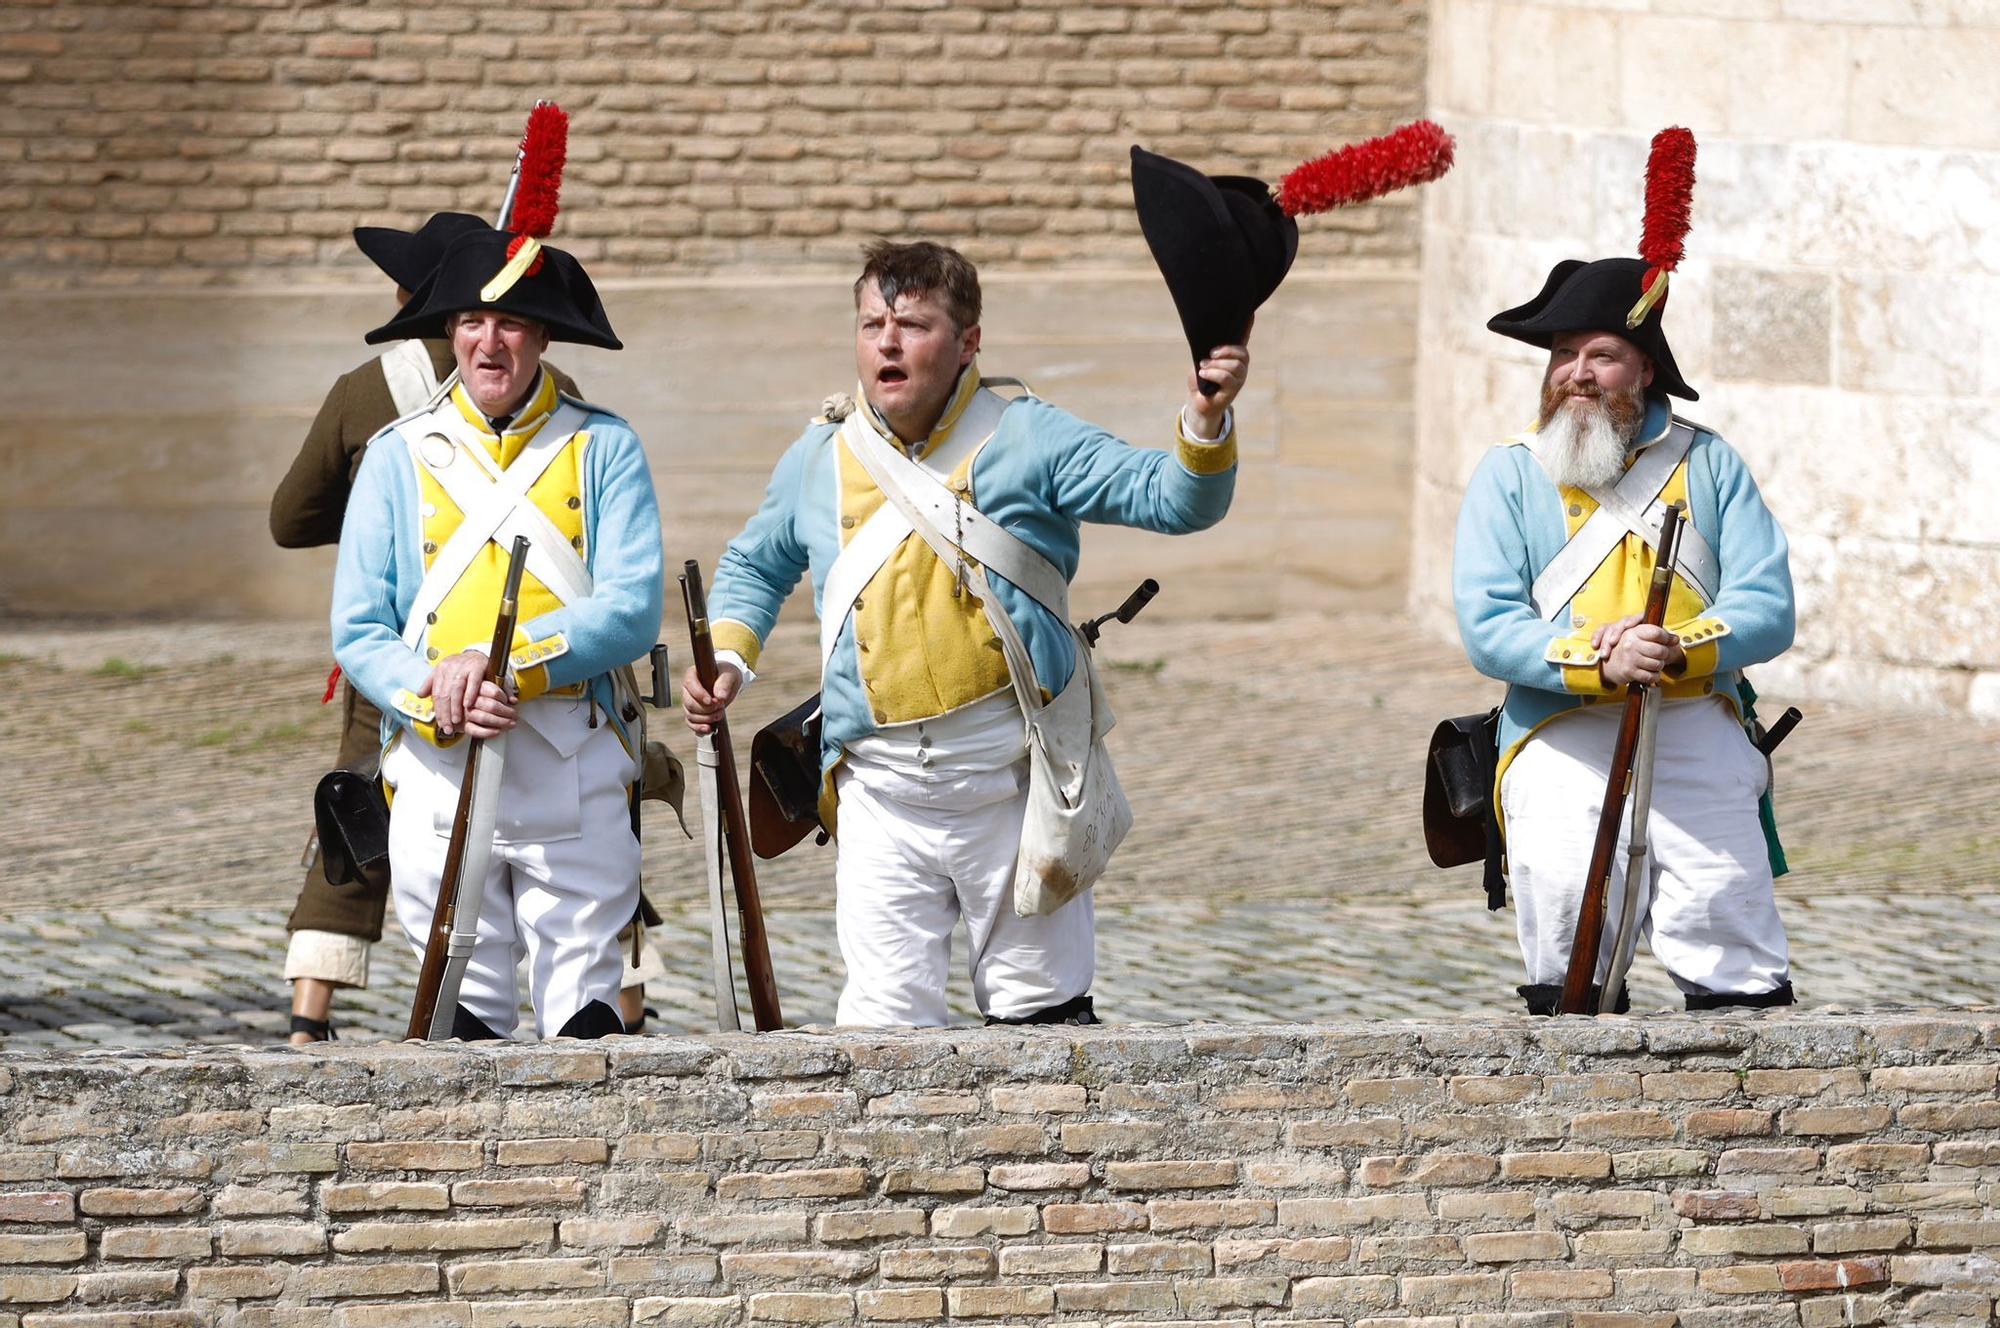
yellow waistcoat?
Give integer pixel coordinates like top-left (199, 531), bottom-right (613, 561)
top-left (395, 374), bottom-right (590, 743)
top-left (838, 370), bottom-right (1015, 726)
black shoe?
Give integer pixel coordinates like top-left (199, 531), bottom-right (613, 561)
top-left (623, 1006), bottom-right (658, 1036)
top-left (450, 1004), bottom-right (505, 1041)
top-left (288, 1014), bottom-right (335, 1042)
top-left (986, 993), bottom-right (1099, 1026)
top-left (1685, 980), bottom-right (1794, 1012)
top-left (557, 1000), bottom-right (625, 1040)
top-left (1518, 983), bottom-right (1629, 1016)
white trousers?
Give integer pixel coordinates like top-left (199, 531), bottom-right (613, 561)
top-left (383, 702), bottom-right (640, 1038)
top-left (833, 757), bottom-right (1095, 1026)
top-left (1502, 695), bottom-right (1790, 999)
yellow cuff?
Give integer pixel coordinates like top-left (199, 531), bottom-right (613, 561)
top-left (1175, 412), bottom-right (1237, 477)
top-left (392, 689), bottom-right (464, 748)
top-left (507, 631), bottom-right (569, 702)
top-left (710, 619), bottom-right (763, 670)
top-left (1664, 616), bottom-right (1729, 681)
top-left (1545, 637), bottom-right (1616, 695)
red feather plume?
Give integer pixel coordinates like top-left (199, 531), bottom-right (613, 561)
top-left (506, 102), bottom-right (568, 276)
top-left (1275, 119), bottom-right (1455, 217)
top-left (1636, 126), bottom-right (1696, 306)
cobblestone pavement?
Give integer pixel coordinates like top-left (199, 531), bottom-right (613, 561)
top-left (2, 614), bottom-right (1996, 1047)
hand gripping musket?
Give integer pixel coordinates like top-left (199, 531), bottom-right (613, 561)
top-left (1560, 502), bottom-right (1686, 1016)
top-left (407, 535), bottom-right (530, 1040)
top-left (682, 560), bottom-right (784, 1033)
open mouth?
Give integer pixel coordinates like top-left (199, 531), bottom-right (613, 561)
top-left (876, 366), bottom-right (908, 386)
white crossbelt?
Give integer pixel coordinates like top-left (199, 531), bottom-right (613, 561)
top-left (379, 339), bottom-right (442, 417)
top-left (816, 386), bottom-right (1059, 667)
top-left (399, 399), bottom-right (594, 650)
top-left (1529, 421), bottom-right (1720, 620)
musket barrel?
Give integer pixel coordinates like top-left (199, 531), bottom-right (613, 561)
top-left (1558, 502), bottom-right (1685, 1016)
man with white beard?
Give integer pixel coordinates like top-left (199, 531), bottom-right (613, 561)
top-left (1452, 255), bottom-right (1798, 1015)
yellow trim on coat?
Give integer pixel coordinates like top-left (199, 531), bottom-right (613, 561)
top-left (710, 620), bottom-right (763, 670)
top-left (1175, 411), bottom-right (1238, 476)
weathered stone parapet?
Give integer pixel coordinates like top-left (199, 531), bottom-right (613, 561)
top-left (1, 1013), bottom-right (1996, 1324)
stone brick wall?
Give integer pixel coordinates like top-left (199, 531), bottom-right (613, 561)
top-left (2, 1015), bottom-right (1997, 1325)
top-left (1410, 0), bottom-right (2000, 718)
top-left (2, 0), bottom-right (1428, 290)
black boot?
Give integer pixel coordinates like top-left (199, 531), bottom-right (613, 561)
top-left (450, 1004), bottom-right (505, 1041)
top-left (1518, 982), bottom-right (1630, 1016)
top-left (986, 994), bottom-right (1099, 1027)
top-left (1686, 980), bottom-right (1794, 1012)
top-left (556, 1000), bottom-right (626, 1040)
top-left (288, 1014), bottom-right (335, 1043)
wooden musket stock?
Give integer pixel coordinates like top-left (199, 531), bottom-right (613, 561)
top-left (407, 535), bottom-right (530, 1040)
top-left (682, 560), bottom-right (784, 1032)
top-left (1559, 503), bottom-right (1686, 1016)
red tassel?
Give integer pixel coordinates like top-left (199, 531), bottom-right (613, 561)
top-left (1637, 126), bottom-right (1696, 301)
top-left (322, 663), bottom-right (342, 704)
top-left (510, 102), bottom-right (568, 242)
top-left (1275, 119), bottom-right (1456, 218)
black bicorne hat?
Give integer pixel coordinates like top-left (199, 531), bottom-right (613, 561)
top-left (1131, 146), bottom-right (1298, 369)
top-left (353, 211), bottom-right (488, 293)
top-left (1487, 256), bottom-right (1697, 401)
top-left (363, 227), bottom-right (621, 350)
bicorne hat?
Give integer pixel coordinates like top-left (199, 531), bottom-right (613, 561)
top-left (1487, 128), bottom-right (1701, 401)
top-left (364, 102), bottom-right (619, 350)
top-left (352, 211), bottom-right (487, 293)
top-left (1132, 121), bottom-right (1456, 377)
top-left (1487, 256), bottom-right (1697, 401)
top-left (363, 229), bottom-right (621, 350)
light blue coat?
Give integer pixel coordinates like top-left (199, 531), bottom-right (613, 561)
top-left (710, 390), bottom-right (1236, 776)
top-left (1452, 397), bottom-right (1796, 761)
top-left (331, 397), bottom-right (665, 750)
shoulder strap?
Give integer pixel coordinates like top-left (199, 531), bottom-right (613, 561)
top-left (400, 400), bottom-right (593, 649)
top-left (841, 397), bottom-right (1070, 620)
top-left (379, 340), bottom-right (443, 418)
top-left (814, 391), bottom-right (1006, 666)
top-left (1529, 422), bottom-right (1718, 619)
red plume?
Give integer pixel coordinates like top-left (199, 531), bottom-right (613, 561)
top-left (1275, 119), bottom-right (1455, 218)
top-left (1636, 126), bottom-right (1696, 307)
top-left (505, 102), bottom-right (568, 276)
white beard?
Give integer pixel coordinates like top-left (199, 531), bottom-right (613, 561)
top-left (1538, 397), bottom-right (1632, 491)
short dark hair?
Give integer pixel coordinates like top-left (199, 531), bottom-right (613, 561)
top-left (853, 240), bottom-right (981, 331)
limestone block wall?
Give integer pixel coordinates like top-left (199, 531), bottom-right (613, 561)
top-left (1, 0), bottom-right (1427, 290)
top-left (1, 1016), bottom-right (1997, 1325)
top-left (1411, 0), bottom-right (2000, 716)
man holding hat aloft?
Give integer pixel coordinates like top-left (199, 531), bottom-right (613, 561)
top-left (679, 124), bottom-right (1451, 1029)
top-left (333, 106), bottom-right (664, 1039)
top-left (1452, 129), bottom-right (1797, 1015)
top-left (271, 210), bottom-right (585, 1044)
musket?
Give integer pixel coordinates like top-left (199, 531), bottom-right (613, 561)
top-left (681, 559), bottom-right (784, 1032)
top-left (407, 535), bottom-right (530, 1040)
top-left (1560, 502), bottom-right (1685, 1016)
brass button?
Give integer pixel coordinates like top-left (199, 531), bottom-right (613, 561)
top-left (1568, 503), bottom-right (1582, 517)
top-left (426, 647), bottom-right (439, 661)
top-left (566, 496), bottom-right (581, 510)
top-left (852, 596), bottom-right (863, 610)
top-left (841, 515), bottom-right (856, 529)
top-left (1702, 681), bottom-right (1714, 694)
top-left (1560, 649), bottom-right (1571, 659)
top-left (425, 612), bottom-right (437, 625)
top-left (570, 535), bottom-right (584, 549)
top-left (423, 540), bottom-right (437, 555)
